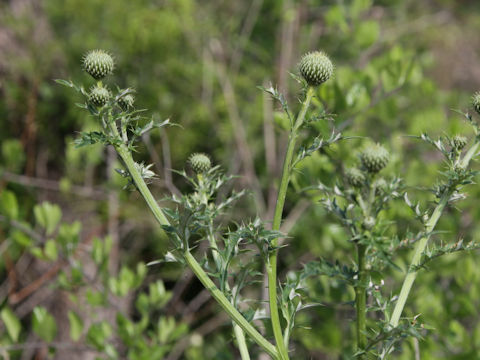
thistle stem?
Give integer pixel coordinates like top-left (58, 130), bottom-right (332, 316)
top-left (204, 195), bottom-right (251, 360)
top-left (390, 141), bottom-right (480, 327)
top-left (108, 122), bottom-right (277, 359)
top-left (268, 86), bottom-right (315, 360)
top-left (355, 243), bottom-right (367, 355)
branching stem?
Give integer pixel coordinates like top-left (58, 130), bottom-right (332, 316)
top-left (355, 243), bottom-right (367, 354)
top-left (108, 122), bottom-right (278, 359)
top-left (390, 141), bottom-right (480, 327)
top-left (268, 86), bottom-right (315, 360)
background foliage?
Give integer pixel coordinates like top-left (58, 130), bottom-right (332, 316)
top-left (1, 0), bottom-right (480, 358)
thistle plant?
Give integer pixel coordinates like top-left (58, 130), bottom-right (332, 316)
top-left (56, 49), bottom-right (480, 359)
top-left (314, 110), bottom-right (480, 357)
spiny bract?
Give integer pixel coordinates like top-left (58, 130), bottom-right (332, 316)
top-left (188, 153), bottom-right (211, 174)
top-left (118, 93), bottom-right (135, 111)
top-left (346, 167), bottom-right (365, 188)
top-left (360, 144), bottom-right (390, 173)
top-left (83, 50), bottom-right (114, 80)
top-left (88, 85), bottom-right (110, 107)
top-left (472, 92), bottom-right (480, 115)
top-left (452, 135), bottom-right (467, 150)
top-left (299, 51), bottom-right (334, 86)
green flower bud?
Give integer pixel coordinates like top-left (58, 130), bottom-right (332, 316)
top-left (88, 85), bottom-right (110, 107)
top-left (360, 144), bottom-right (390, 173)
top-left (472, 92), bottom-right (480, 115)
top-left (345, 167), bottom-right (365, 188)
top-left (188, 153), bottom-right (211, 174)
top-left (299, 51), bottom-right (333, 87)
top-left (452, 135), bottom-right (467, 150)
top-left (82, 50), bottom-right (114, 80)
top-left (374, 178), bottom-right (388, 196)
top-left (118, 93), bottom-right (135, 111)
top-left (362, 216), bottom-right (375, 230)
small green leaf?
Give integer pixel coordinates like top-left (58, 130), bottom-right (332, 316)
top-left (86, 290), bottom-right (106, 306)
top-left (68, 311), bottom-right (83, 341)
top-left (32, 306), bottom-right (57, 342)
top-left (91, 237), bottom-right (104, 265)
top-left (44, 239), bottom-right (58, 261)
top-left (30, 246), bottom-right (46, 260)
top-left (86, 322), bottom-right (112, 350)
top-left (34, 202), bottom-right (62, 236)
top-left (0, 190), bottom-right (19, 219)
top-left (12, 230), bottom-right (32, 247)
top-left (1, 307), bottom-right (21, 342)
top-left (54, 79), bottom-right (75, 88)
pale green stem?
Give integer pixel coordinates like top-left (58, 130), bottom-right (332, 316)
top-left (108, 122), bottom-right (278, 359)
top-left (356, 181), bottom-right (375, 357)
top-left (184, 251), bottom-right (277, 358)
top-left (390, 141), bottom-right (480, 327)
top-left (200, 182), bottom-right (250, 360)
top-left (355, 243), bottom-right (367, 355)
top-left (268, 86), bottom-right (315, 360)
top-left (234, 324), bottom-right (251, 360)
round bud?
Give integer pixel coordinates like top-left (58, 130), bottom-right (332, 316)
top-left (360, 144), bottom-right (390, 173)
top-left (82, 50), bottom-right (114, 80)
top-left (452, 135), bottom-right (467, 151)
top-left (472, 92), bottom-right (480, 115)
top-left (299, 51), bottom-right (334, 87)
top-left (362, 216), bottom-right (375, 230)
top-left (374, 178), bottom-right (388, 196)
top-left (88, 85), bottom-right (110, 107)
top-left (188, 153), bottom-right (211, 174)
top-left (118, 94), bottom-right (135, 111)
top-left (345, 167), bottom-right (365, 188)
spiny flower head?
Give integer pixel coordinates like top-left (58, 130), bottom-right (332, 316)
top-left (299, 51), bottom-right (334, 86)
top-left (452, 135), bottom-right (467, 151)
top-left (345, 167), bottom-right (365, 188)
top-left (88, 85), bottom-right (110, 107)
top-left (188, 153), bottom-right (211, 174)
top-left (360, 143), bottom-right (390, 173)
top-left (118, 93), bottom-right (135, 111)
top-left (472, 92), bottom-right (480, 115)
top-left (374, 178), bottom-right (388, 195)
top-left (83, 50), bottom-right (114, 80)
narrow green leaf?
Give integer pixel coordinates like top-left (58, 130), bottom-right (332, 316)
top-left (1, 307), bottom-right (21, 342)
top-left (32, 306), bottom-right (57, 342)
top-left (44, 239), bottom-right (58, 261)
top-left (68, 311), bottom-right (83, 341)
top-left (0, 190), bottom-right (19, 220)
top-left (34, 202), bottom-right (62, 236)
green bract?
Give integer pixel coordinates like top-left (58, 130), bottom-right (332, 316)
top-left (299, 51), bottom-right (334, 86)
top-left (472, 92), bottom-right (480, 115)
top-left (360, 143), bottom-right (390, 173)
top-left (83, 50), bottom-right (114, 80)
top-left (88, 86), bottom-right (110, 107)
top-left (362, 216), bottom-right (375, 230)
top-left (453, 135), bottom-right (467, 150)
top-left (188, 153), bottom-right (211, 174)
top-left (345, 167), bottom-right (365, 188)
top-left (118, 93), bottom-right (135, 111)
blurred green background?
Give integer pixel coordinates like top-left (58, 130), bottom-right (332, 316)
top-left (1, 0), bottom-right (480, 359)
